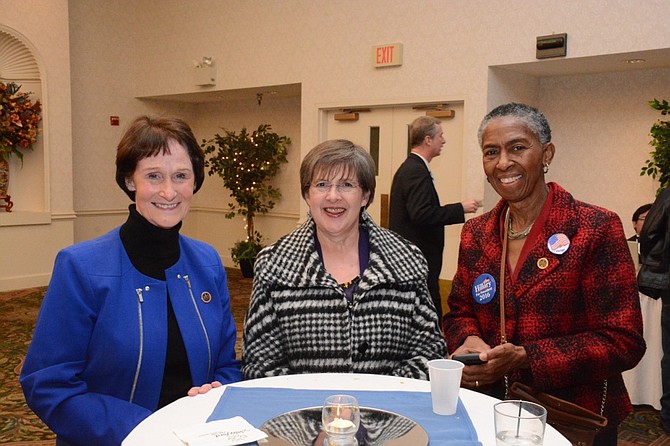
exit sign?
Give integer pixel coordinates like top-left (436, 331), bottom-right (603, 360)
top-left (372, 43), bottom-right (403, 68)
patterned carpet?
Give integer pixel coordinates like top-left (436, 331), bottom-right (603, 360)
top-left (0, 268), bottom-right (667, 445)
top-left (618, 406), bottom-right (670, 445)
top-left (0, 286), bottom-right (56, 445)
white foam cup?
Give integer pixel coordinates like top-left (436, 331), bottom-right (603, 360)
top-left (427, 358), bottom-right (464, 415)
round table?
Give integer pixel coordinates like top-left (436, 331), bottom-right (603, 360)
top-left (122, 373), bottom-right (570, 446)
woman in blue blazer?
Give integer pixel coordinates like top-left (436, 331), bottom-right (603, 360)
top-left (20, 116), bottom-right (242, 446)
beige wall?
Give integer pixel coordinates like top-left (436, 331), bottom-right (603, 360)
top-left (539, 68), bottom-right (666, 219)
top-left (2, 0), bottom-right (670, 289)
top-left (0, 0), bottom-right (74, 291)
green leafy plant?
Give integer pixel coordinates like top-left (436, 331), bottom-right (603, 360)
top-left (202, 124), bottom-right (290, 266)
top-left (641, 98), bottom-right (670, 196)
top-left (230, 232), bottom-right (264, 266)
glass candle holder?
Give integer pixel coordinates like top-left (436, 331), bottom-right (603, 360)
top-left (322, 394), bottom-right (360, 446)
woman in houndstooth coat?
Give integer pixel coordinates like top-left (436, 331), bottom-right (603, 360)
top-left (242, 140), bottom-right (446, 380)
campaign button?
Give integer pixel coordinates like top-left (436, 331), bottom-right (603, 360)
top-left (472, 273), bottom-right (496, 304)
top-left (548, 233), bottom-right (570, 255)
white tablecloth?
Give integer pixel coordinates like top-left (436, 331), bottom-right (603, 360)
top-left (623, 293), bottom-right (663, 409)
top-left (122, 373), bottom-right (570, 446)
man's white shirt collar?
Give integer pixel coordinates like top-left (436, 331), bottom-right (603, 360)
top-left (411, 152), bottom-right (433, 179)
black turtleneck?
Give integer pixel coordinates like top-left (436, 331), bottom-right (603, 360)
top-left (119, 204), bottom-right (192, 408)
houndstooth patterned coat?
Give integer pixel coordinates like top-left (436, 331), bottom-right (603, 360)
top-left (242, 211), bottom-right (446, 380)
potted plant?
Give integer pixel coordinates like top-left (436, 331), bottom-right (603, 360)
top-left (202, 124), bottom-right (290, 277)
top-left (641, 98), bottom-right (670, 196)
top-left (230, 231), bottom-right (264, 278)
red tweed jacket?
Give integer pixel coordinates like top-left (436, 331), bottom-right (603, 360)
top-left (444, 182), bottom-right (645, 427)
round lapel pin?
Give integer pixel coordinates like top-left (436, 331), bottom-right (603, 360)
top-left (472, 273), bottom-right (496, 304)
top-left (201, 291), bottom-right (212, 303)
top-left (537, 257), bottom-right (549, 270)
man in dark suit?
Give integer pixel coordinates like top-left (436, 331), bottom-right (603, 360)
top-left (389, 116), bottom-right (481, 321)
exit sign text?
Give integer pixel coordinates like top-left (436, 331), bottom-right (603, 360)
top-left (372, 43), bottom-right (403, 68)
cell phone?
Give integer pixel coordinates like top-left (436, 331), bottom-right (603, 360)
top-left (452, 353), bottom-right (487, 365)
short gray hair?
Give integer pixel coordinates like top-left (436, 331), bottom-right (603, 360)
top-left (477, 103), bottom-right (552, 147)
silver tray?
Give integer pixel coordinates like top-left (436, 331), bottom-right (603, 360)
top-left (259, 406), bottom-right (428, 446)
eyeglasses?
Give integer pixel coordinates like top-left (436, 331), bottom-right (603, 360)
top-left (310, 181), bottom-right (359, 194)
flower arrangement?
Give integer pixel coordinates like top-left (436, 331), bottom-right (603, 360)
top-left (0, 81), bottom-right (42, 163)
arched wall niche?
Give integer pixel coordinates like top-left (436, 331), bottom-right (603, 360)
top-left (0, 30), bottom-right (40, 80)
top-left (0, 27), bottom-right (47, 214)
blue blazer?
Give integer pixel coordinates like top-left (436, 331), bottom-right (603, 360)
top-left (20, 228), bottom-right (242, 446)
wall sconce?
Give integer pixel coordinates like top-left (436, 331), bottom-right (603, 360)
top-left (192, 57), bottom-right (216, 86)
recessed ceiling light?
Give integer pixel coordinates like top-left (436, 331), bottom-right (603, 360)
top-left (626, 58), bottom-right (646, 64)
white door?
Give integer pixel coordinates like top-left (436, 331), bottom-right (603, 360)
top-left (323, 102), bottom-right (466, 280)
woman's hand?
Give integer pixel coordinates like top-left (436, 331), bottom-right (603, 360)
top-left (187, 381), bottom-right (222, 397)
top-left (450, 335), bottom-right (490, 356)
top-left (451, 336), bottom-right (490, 389)
top-left (482, 343), bottom-right (529, 372)
top-left (460, 343), bottom-right (528, 390)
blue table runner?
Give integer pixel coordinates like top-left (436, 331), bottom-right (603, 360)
top-left (208, 386), bottom-right (482, 446)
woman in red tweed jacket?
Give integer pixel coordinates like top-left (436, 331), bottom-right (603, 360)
top-left (444, 103), bottom-right (645, 445)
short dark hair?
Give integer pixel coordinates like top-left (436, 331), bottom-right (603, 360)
top-left (115, 115), bottom-right (205, 201)
top-left (300, 139), bottom-right (376, 208)
top-left (632, 203), bottom-right (653, 222)
top-left (478, 103), bottom-right (552, 147)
